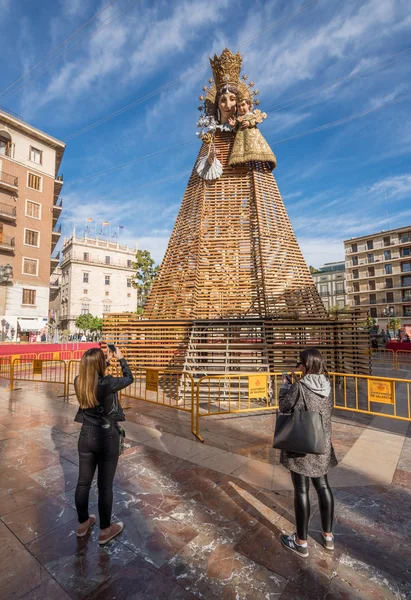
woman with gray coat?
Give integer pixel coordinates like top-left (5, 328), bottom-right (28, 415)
top-left (278, 348), bottom-right (337, 558)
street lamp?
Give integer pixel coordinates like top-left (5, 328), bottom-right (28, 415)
top-left (1, 319), bottom-right (5, 343)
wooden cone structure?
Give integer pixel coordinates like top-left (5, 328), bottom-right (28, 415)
top-left (144, 131), bottom-right (325, 320)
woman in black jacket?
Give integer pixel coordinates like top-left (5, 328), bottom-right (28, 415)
top-left (278, 348), bottom-right (337, 558)
top-left (74, 347), bottom-right (133, 545)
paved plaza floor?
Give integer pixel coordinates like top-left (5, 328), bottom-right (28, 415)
top-left (0, 370), bottom-right (411, 599)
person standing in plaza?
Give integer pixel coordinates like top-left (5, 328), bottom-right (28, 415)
top-left (277, 348), bottom-right (337, 558)
top-left (73, 347), bottom-right (133, 544)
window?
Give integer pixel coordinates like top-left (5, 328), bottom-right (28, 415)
top-left (352, 269), bottom-right (359, 279)
top-left (83, 272), bottom-right (89, 283)
top-left (83, 252), bottom-right (90, 262)
top-left (22, 289), bottom-right (36, 305)
top-left (369, 293), bottom-right (376, 304)
top-left (25, 200), bottom-right (41, 219)
top-left (24, 229), bottom-right (39, 247)
top-left (352, 256), bottom-right (358, 266)
top-left (370, 307), bottom-right (377, 318)
top-left (385, 278), bottom-right (393, 289)
top-left (402, 262), bottom-right (411, 273)
top-left (29, 146), bottom-right (42, 164)
top-left (353, 282), bottom-right (359, 292)
top-left (402, 276), bottom-right (411, 287)
top-left (27, 172), bottom-right (42, 191)
top-left (368, 280), bottom-right (375, 291)
top-left (400, 232), bottom-right (411, 244)
top-left (383, 236), bottom-right (391, 246)
top-left (103, 304), bottom-right (111, 312)
top-left (22, 257), bottom-right (38, 276)
top-left (83, 289), bottom-right (88, 295)
top-left (367, 240), bottom-right (373, 250)
top-left (403, 290), bottom-right (411, 301)
top-left (105, 291), bottom-right (109, 296)
top-left (367, 254), bottom-right (374, 264)
top-left (384, 250), bottom-right (391, 261)
top-left (368, 266), bottom-right (375, 277)
top-left (127, 260), bottom-right (132, 268)
top-left (127, 293), bottom-right (131, 297)
top-left (385, 264), bottom-right (392, 275)
top-left (81, 303), bottom-right (89, 315)
top-left (354, 295), bottom-right (360, 306)
top-left (403, 306), bottom-right (411, 317)
top-left (127, 278), bottom-right (132, 288)
top-left (351, 243), bottom-right (358, 253)
top-left (386, 291), bottom-right (394, 303)
top-left (105, 275), bottom-right (110, 285)
top-left (105, 256), bottom-right (110, 265)
top-left (401, 247), bottom-right (411, 257)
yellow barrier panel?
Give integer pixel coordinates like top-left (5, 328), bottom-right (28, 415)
top-left (10, 359), bottom-right (67, 395)
top-left (371, 349), bottom-right (396, 364)
top-left (397, 350), bottom-right (411, 366)
top-left (66, 360), bottom-right (80, 398)
top-left (194, 371), bottom-right (411, 441)
top-left (0, 357), bottom-right (11, 380)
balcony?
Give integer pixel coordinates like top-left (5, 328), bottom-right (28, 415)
top-left (0, 170), bottom-right (18, 193)
top-left (53, 197), bottom-right (62, 225)
top-left (51, 227), bottom-right (61, 254)
top-left (0, 235), bottom-right (15, 252)
top-left (0, 202), bottom-right (16, 222)
top-left (50, 252), bottom-right (60, 275)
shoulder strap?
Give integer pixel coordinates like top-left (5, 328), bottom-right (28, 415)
top-left (296, 381), bottom-right (309, 411)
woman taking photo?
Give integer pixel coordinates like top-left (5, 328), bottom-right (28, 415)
top-left (74, 347), bottom-right (133, 545)
top-left (278, 348), bottom-right (337, 558)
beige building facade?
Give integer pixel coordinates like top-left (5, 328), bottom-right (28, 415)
top-left (58, 233), bottom-right (138, 333)
top-left (0, 109), bottom-right (65, 341)
top-left (312, 261), bottom-right (346, 311)
top-left (345, 226), bottom-right (411, 329)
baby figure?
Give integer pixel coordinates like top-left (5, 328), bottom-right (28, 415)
top-left (229, 94), bottom-right (276, 170)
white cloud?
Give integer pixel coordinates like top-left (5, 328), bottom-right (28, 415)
top-left (299, 236), bottom-right (345, 269)
top-left (60, 0), bottom-right (86, 17)
top-left (368, 84), bottom-right (408, 109)
top-left (363, 174), bottom-right (411, 200)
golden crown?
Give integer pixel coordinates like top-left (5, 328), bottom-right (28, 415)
top-left (209, 48), bottom-right (242, 91)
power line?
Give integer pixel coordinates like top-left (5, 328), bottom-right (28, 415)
top-left (265, 44), bottom-right (411, 114)
top-left (65, 89), bottom-right (411, 185)
top-left (1, 0), bottom-right (138, 104)
top-left (64, 0), bottom-right (321, 141)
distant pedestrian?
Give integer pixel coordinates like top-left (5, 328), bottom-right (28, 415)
top-left (277, 348), bottom-right (337, 558)
top-left (81, 334), bottom-right (87, 342)
top-left (371, 338), bottom-right (378, 350)
top-left (74, 347), bottom-right (133, 545)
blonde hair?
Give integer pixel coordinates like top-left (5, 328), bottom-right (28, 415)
top-left (75, 348), bottom-right (106, 409)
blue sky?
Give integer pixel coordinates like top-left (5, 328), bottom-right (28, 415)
top-left (1, 0), bottom-right (411, 268)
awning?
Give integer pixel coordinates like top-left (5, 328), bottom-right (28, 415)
top-left (17, 318), bottom-right (43, 332)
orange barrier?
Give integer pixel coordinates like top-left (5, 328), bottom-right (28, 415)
top-left (0, 357), bottom-right (11, 379)
top-left (10, 359), bottom-right (67, 395)
top-left (397, 350), bottom-right (411, 365)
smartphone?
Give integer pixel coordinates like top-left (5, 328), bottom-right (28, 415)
top-left (282, 372), bottom-right (292, 384)
top-left (107, 343), bottom-right (116, 354)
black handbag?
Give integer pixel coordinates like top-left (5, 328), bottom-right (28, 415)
top-left (273, 382), bottom-right (326, 455)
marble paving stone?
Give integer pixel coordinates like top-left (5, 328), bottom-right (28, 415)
top-left (161, 531), bottom-right (287, 600)
top-left (231, 458), bottom-right (275, 490)
top-left (30, 459), bottom-right (80, 494)
top-left (0, 520), bottom-right (51, 600)
top-left (393, 468), bottom-right (411, 489)
top-left (197, 449), bottom-right (250, 474)
top-left (115, 501), bottom-right (199, 568)
top-left (14, 448), bottom-right (62, 474)
top-left (0, 423), bottom-right (20, 441)
top-left (34, 527), bottom-right (137, 600)
top-left (233, 521), bottom-right (339, 598)
top-left (0, 437), bottom-right (44, 461)
top-left (0, 484), bottom-right (50, 517)
top-left (279, 582), bottom-right (321, 600)
top-left (2, 495), bottom-right (77, 544)
top-left (20, 578), bottom-right (72, 600)
top-left (84, 556), bottom-right (198, 600)
top-left (0, 467), bottom-right (43, 499)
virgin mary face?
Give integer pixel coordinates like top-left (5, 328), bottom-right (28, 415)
top-left (218, 91), bottom-right (237, 123)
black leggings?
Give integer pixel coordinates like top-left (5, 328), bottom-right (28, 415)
top-left (291, 471), bottom-right (334, 541)
top-left (75, 425), bottom-right (119, 530)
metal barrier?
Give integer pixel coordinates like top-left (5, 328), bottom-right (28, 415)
top-left (66, 360), bottom-right (80, 397)
top-left (371, 349), bottom-right (396, 365)
top-left (194, 370), bottom-right (411, 441)
top-left (11, 359), bottom-right (67, 395)
top-left (122, 367), bottom-right (195, 429)
top-left (331, 371), bottom-right (411, 422)
top-left (0, 357), bottom-right (11, 379)
top-left (396, 350), bottom-right (411, 366)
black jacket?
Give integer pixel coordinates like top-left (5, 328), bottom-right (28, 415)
top-left (74, 358), bottom-right (133, 428)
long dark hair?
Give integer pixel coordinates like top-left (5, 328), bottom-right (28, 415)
top-left (76, 348), bottom-right (106, 409)
top-left (299, 348), bottom-right (329, 379)
top-left (214, 84), bottom-right (238, 122)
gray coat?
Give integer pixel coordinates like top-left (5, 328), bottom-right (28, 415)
top-left (278, 374), bottom-right (338, 478)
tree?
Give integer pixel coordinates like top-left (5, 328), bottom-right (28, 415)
top-left (388, 317), bottom-right (402, 334)
top-left (131, 249), bottom-right (159, 309)
top-left (75, 314), bottom-right (102, 338)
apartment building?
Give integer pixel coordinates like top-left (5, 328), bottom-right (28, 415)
top-left (58, 232), bottom-right (138, 333)
top-left (312, 261), bottom-right (346, 311)
top-left (345, 226), bottom-right (411, 328)
top-left (0, 108), bottom-right (65, 341)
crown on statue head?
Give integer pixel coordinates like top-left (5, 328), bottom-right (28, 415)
top-left (209, 48), bottom-right (242, 91)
